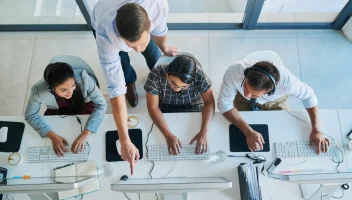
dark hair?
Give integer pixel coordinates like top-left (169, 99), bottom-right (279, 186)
top-left (167, 55), bottom-right (197, 84)
top-left (116, 3), bottom-right (150, 42)
top-left (44, 62), bottom-right (85, 112)
top-left (246, 61), bottom-right (280, 92)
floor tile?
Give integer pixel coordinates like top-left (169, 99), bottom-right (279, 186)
top-left (209, 30), bottom-right (246, 38)
top-left (36, 31), bottom-right (94, 39)
top-left (297, 35), bottom-right (352, 109)
top-left (245, 30), bottom-right (297, 38)
top-left (0, 32), bottom-right (37, 40)
top-left (0, 39), bottom-right (35, 115)
top-left (296, 30), bottom-right (344, 38)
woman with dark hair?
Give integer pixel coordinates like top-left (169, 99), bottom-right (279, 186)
top-left (25, 62), bottom-right (107, 156)
top-left (144, 55), bottom-right (215, 155)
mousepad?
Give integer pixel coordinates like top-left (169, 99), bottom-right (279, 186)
top-left (105, 129), bottom-right (143, 162)
top-left (229, 124), bottom-right (270, 152)
top-left (0, 121), bottom-right (25, 152)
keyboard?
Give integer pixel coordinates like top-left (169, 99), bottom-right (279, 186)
top-left (147, 144), bottom-right (210, 161)
top-left (275, 141), bottom-right (337, 158)
top-left (28, 146), bottom-right (89, 163)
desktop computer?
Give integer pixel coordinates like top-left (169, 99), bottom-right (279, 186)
top-left (111, 177), bottom-right (232, 200)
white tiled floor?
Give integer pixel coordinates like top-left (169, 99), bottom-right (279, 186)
top-left (0, 29), bottom-right (351, 116)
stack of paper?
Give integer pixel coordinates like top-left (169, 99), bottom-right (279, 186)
top-left (238, 162), bottom-right (262, 200)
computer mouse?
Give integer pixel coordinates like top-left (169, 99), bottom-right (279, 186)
top-left (120, 175), bottom-right (129, 181)
top-left (0, 126), bottom-right (8, 143)
top-left (116, 140), bottom-right (121, 155)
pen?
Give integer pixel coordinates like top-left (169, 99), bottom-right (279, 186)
top-left (279, 169), bottom-right (324, 174)
top-left (54, 163), bottom-right (74, 170)
top-left (13, 175), bottom-right (31, 179)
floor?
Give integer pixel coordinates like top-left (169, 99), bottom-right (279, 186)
top-left (0, 29), bottom-right (351, 117)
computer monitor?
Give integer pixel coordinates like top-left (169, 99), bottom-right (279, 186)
top-left (0, 176), bottom-right (98, 194)
top-left (267, 158), bottom-right (352, 200)
top-left (111, 177), bottom-right (232, 200)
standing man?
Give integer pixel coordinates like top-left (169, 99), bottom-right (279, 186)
top-left (91, 0), bottom-right (178, 175)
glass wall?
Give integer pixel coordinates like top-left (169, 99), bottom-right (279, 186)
top-left (167, 0), bottom-right (248, 23)
top-left (0, 0), bottom-right (351, 31)
top-left (0, 0), bottom-right (89, 25)
top-left (258, 0), bottom-right (348, 23)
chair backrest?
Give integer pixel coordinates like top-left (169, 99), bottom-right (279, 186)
top-left (243, 50), bottom-right (284, 67)
top-left (154, 52), bottom-right (202, 68)
top-left (49, 55), bottom-right (100, 88)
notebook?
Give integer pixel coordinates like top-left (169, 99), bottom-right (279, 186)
top-left (55, 160), bottom-right (100, 199)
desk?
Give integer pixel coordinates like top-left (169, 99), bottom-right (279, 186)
top-left (0, 110), bottom-right (350, 200)
top-left (337, 110), bottom-right (352, 169)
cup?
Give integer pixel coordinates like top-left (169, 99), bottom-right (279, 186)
top-left (209, 150), bottom-right (227, 163)
top-left (97, 164), bottom-right (113, 179)
top-left (8, 152), bottom-right (22, 166)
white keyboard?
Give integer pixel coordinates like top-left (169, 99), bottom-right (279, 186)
top-left (147, 144), bottom-right (210, 161)
top-left (28, 146), bottom-right (89, 163)
top-left (275, 141), bottom-right (337, 158)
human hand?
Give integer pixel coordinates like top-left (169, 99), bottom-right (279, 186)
top-left (165, 133), bottom-right (182, 155)
top-left (190, 131), bottom-right (208, 154)
top-left (71, 130), bottom-right (90, 153)
top-left (310, 130), bottom-right (330, 154)
top-left (47, 131), bottom-right (69, 156)
top-left (120, 141), bottom-right (140, 176)
top-left (245, 130), bottom-right (264, 152)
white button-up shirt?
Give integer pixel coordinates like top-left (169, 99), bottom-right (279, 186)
top-left (217, 59), bottom-right (318, 113)
top-left (91, 0), bottom-right (169, 98)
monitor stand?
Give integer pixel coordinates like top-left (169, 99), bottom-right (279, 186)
top-left (300, 184), bottom-right (339, 200)
top-left (161, 193), bottom-right (188, 200)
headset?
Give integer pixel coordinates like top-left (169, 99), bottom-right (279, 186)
top-left (44, 62), bottom-right (74, 92)
top-left (243, 66), bottom-right (277, 96)
top-left (167, 55), bottom-right (197, 85)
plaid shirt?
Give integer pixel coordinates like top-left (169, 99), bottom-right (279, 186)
top-left (144, 64), bottom-right (212, 113)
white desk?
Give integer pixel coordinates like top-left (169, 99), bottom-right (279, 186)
top-left (0, 110), bottom-right (350, 200)
top-left (337, 110), bottom-right (352, 169)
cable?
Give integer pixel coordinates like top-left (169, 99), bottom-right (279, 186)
top-left (123, 193), bottom-right (131, 200)
top-left (332, 190), bottom-right (344, 199)
top-left (145, 122), bottom-right (159, 200)
top-left (145, 122), bottom-right (155, 178)
top-left (271, 182), bottom-right (284, 200)
top-left (164, 161), bottom-right (179, 178)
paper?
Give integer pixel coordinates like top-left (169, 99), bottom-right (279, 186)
top-left (55, 160), bottom-right (100, 200)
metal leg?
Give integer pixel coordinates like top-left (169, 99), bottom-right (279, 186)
top-left (42, 193), bottom-right (53, 200)
top-left (161, 193), bottom-right (188, 200)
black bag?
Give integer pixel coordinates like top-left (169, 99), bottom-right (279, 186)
top-left (238, 163), bottom-right (262, 200)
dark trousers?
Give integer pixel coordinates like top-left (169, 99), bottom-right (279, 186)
top-left (92, 29), bottom-right (161, 84)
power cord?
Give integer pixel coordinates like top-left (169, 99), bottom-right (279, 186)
top-left (145, 122), bottom-right (159, 200)
top-left (123, 193), bottom-right (131, 200)
top-left (332, 183), bottom-right (349, 199)
top-left (271, 182), bottom-right (284, 200)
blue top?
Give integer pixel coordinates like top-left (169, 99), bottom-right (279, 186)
top-left (25, 70), bottom-right (107, 137)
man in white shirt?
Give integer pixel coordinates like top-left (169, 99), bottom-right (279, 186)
top-left (218, 59), bottom-right (330, 154)
top-left (91, 0), bottom-right (178, 175)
